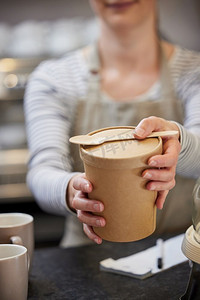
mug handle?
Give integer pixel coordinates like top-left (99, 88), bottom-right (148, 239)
top-left (10, 235), bottom-right (23, 246)
top-left (10, 236), bottom-right (30, 271)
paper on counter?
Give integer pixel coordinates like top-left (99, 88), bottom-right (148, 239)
top-left (100, 234), bottom-right (187, 279)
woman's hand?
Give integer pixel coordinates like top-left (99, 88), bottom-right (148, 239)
top-left (134, 116), bottom-right (181, 210)
top-left (67, 173), bottom-right (105, 244)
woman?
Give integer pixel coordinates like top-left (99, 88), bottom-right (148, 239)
top-left (24, 0), bottom-right (200, 246)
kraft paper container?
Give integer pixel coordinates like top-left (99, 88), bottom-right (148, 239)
top-left (80, 126), bottom-right (162, 242)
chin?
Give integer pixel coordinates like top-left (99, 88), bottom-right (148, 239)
top-left (101, 13), bottom-right (146, 32)
top-left (91, 0), bottom-right (156, 31)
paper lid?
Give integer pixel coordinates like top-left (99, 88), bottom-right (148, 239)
top-left (80, 126), bottom-right (162, 169)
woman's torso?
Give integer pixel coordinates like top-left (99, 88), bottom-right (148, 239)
top-left (69, 43), bottom-right (197, 233)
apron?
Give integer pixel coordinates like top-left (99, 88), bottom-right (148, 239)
top-left (61, 43), bottom-right (196, 247)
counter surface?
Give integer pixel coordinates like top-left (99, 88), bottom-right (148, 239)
top-left (28, 235), bottom-right (190, 300)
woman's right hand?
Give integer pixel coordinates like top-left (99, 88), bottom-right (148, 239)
top-left (67, 173), bottom-right (106, 244)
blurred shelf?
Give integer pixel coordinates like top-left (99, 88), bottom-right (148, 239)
top-left (0, 148), bottom-right (29, 166)
top-left (0, 57), bottom-right (45, 101)
top-left (0, 0), bottom-right (93, 25)
top-left (0, 183), bottom-right (33, 203)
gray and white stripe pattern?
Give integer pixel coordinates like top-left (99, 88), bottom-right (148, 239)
top-left (24, 46), bottom-right (200, 216)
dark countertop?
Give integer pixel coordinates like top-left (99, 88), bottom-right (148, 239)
top-left (28, 235), bottom-right (191, 300)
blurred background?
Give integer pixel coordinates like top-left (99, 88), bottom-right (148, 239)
top-left (0, 0), bottom-right (199, 248)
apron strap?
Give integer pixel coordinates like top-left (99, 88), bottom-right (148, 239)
top-left (85, 42), bottom-right (101, 102)
top-left (159, 46), bottom-right (177, 100)
top-left (87, 41), bottom-right (100, 73)
top-left (159, 46), bottom-right (184, 122)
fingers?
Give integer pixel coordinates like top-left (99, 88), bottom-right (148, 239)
top-left (142, 167), bottom-right (176, 186)
top-left (77, 210), bottom-right (106, 228)
top-left (69, 173), bottom-right (105, 244)
top-left (74, 190), bottom-right (106, 225)
top-left (134, 116), bottom-right (180, 139)
top-left (148, 138), bottom-right (180, 167)
top-left (134, 116), bottom-right (181, 169)
top-left (145, 157), bottom-right (176, 193)
top-left (83, 224), bottom-right (102, 244)
top-left (134, 116), bottom-right (166, 138)
top-left (72, 191), bottom-right (106, 229)
top-left (72, 191), bottom-right (104, 212)
top-left (146, 176), bottom-right (176, 192)
top-left (73, 173), bottom-right (93, 193)
top-left (142, 136), bottom-right (180, 192)
top-left (155, 190), bottom-right (169, 210)
top-left (134, 117), bottom-right (181, 209)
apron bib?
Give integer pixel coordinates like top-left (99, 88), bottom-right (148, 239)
top-left (68, 43), bottom-right (195, 240)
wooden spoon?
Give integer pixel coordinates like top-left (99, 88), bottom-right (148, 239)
top-left (69, 130), bottom-right (179, 146)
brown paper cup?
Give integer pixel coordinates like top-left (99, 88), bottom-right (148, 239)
top-left (80, 126), bottom-right (162, 242)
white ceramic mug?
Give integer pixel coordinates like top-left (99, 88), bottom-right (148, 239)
top-left (0, 213), bottom-right (34, 268)
top-left (0, 244), bottom-right (28, 300)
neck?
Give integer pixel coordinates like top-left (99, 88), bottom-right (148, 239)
top-left (98, 17), bottom-right (160, 72)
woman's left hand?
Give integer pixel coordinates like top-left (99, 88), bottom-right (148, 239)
top-left (134, 116), bottom-right (181, 210)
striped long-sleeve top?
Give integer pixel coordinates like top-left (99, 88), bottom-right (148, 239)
top-left (24, 45), bottom-right (200, 216)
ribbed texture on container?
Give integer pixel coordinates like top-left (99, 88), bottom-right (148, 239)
top-left (181, 226), bottom-right (200, 264)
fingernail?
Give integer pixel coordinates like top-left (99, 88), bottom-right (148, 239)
top-left (96, 219), bottom-right (105, 226)
top-left (149, 185), bottom-right (155, 190)
top-left (99, 203), bottom-right (104, 211)
top-left (84, 183), bottom-right (90, 191)
top-left (135, 127), bottom-right (145, 137)
top-left (96, 220), bottom-right (101, 226)
top-left (93, 203), bottom-right (104, 211)
top-left (143, 172), bottom-right (152, 179)
top-left (93, 204), bottom-right (99, 211)
top-left (94, 238), bottom-right (100, 244)
top-left (149, 160), bottom-right (157, 167)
